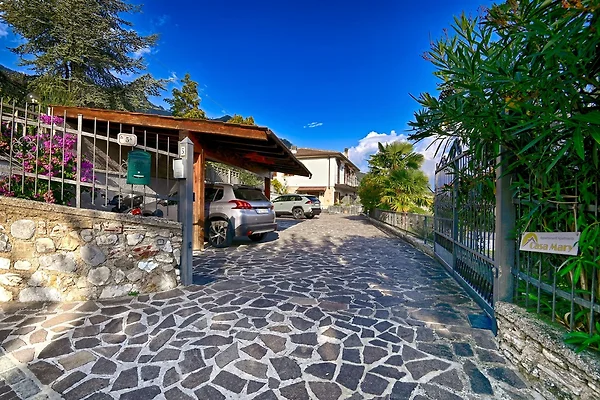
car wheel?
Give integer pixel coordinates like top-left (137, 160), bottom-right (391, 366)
top-left (305, 213), bottom-right (315, 219)
top-left (292, 207), bottom-right (304, 219)
top-left (208, 219), bottom-right (232, 248)
top-left (248, 233), bottom-right (266, 242)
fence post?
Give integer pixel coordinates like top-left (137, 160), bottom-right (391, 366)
top-left (178, 138), bottom-right (195, 286)
top-left (494, 146), bottom-right (515, 303)
top-left (452, 156), bottom-right (459, 273)
top-left (75, 114), bottom-right (83, 208)
top-left (424, 215), bottom-right (428, 245)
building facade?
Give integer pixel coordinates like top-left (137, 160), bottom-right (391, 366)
top-left (273, 148), bottom-right (360, 207)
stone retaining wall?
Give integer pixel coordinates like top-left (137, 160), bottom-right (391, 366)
top-left (495, 302), bottom-right (600, 400)
top-left (0, 197), bottom-right (182, 302)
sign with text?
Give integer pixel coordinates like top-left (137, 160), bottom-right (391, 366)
top-left (519, 232), bottom-right (580, 256)
top-left (117, 133), bottom-right (137, 147)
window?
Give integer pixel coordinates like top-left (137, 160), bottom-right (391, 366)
top-left (233, 188), bottom-right (268, 201)
top-left (205, 188), bottom-right (219, 202)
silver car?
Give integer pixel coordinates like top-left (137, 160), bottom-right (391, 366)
top-left (272, 194), bottom-right (322, 219)
top-left (205, 183), bottom-right (276, 247)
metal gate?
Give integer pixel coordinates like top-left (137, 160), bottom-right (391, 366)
top-left (434, 140), bottom-right (497, 317)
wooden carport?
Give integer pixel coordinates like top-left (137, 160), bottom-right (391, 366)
top-left (52, 106), bottom-right (311, 250)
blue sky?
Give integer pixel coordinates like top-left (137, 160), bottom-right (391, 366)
top-left (0, 0), bottom-right (492, 180)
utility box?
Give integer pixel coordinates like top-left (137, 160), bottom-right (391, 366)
top-left (126, 150), bottom-right (151, 185)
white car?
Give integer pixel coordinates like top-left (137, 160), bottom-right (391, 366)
top-left (272, 194), bottom-right (322, 219)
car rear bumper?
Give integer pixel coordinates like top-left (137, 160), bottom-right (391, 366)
top-left (235, 222), bottom-right (278, 237)
top-left (309, 208), bottom-right (322, 215)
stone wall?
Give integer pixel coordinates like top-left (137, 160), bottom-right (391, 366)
top-left (0, 197), bottom-right (182, 302)
top-left (495, 302), bottom-right (600, 400)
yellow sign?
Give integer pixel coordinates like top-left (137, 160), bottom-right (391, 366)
top-left (519, 232), bottom-right (579, 256)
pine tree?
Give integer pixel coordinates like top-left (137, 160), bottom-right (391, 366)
top-left (165, 73), bottom-right (206, 119)
top-left (0, 0), bottom-right (163, 110)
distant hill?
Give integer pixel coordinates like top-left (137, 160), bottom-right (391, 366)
top-left (0, 65), bottom-right (31, 101)
top-left (211, 115), bottom-right (233, 122)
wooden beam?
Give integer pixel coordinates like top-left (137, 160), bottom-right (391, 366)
top-left (264, 177), bottom-right (271, 199)
top-left (52, 106), bottom-right (269, 141)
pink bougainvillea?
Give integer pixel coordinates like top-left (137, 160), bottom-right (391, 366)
top-left (0, 114), bottom-right (95, 205)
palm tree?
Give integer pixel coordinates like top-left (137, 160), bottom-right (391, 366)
top-left (366, 141), bottom-right (432, 213)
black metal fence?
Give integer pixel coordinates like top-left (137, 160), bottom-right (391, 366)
top-left (513, 186), bottom-right (600, 337)
top-left (434, 139), bottom-right (599, 340)
top-left (434, 140), bottom-right (497, 317)
top-left (370, 209), bottom-right (433, 246)
top-left (0, 99), bottom-right (180, 220)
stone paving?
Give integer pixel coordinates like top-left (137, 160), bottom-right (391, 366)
top-left (0, 214), bottom-right (544, 399)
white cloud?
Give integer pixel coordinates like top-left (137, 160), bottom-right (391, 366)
top-left (155, 15), bottom-right (170, 27)
top-left (304, 122), bottom-right (323, 129)
top-left (133, 46), bottom-right (152, 58)
top-left (0, 23), bottom-right (8, 38)
top-left (347, 131), bottom-right (442, 189)
top-left (167, 71), bottom-right (178, 82)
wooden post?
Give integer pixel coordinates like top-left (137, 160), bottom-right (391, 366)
top-left (193, 150), bottom-right (205, 251)
top-left (264, 176), bottom-right (271, 199)
top-left (179, 130), bottom-right (205, 251)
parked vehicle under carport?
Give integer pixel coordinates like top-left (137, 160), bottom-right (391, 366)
top-left (204, 183), bottom-right (277, 248)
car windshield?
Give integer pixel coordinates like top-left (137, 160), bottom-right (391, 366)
top-left (234, 188), bottom-right (268, 201)
top-left (307, 196), bottom-right (319, 202)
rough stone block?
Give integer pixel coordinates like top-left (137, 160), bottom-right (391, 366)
top-left (127, 269), bottom-right (143, 282)
top-left (35, 238), bottom-right (56, 254)
top-left (114, 269), bottom-right (125, 284)
top-left (138, 261), bottom-right (159, 272)
top-left (28, 271), bottom-right (48, 287)
top-left (80, 229), bottom-right (94, 242)
top-left (155, 253), bottom-right (174, 264)
top-left (0, 273), bottom-right (22, 286)
top-left (87, 267), bottom-right (111, 286)
top-left (59, 232), bottom-right (81, 251)
top-left (0, 286), bottom-right (13, 302)
top-left (14, 260), bottom-right (31, 270)
top-left (39, 253), bottom-right (77, 272)
top-left (19, 287), bottom-right (61, 302)
top-left (173, 248), bottom-right (181, 266)
top-left (11, 219), bottom-right (36, 239)
top-left (542, 348), bottom-right (566, 369)
top-left (50, 224), bottom-right (68, 237)
top-left (81, 244), bottom-right (106, 266)
top-left (162, 264), bottom-right (174, 272)
top-left (152, 272), bottom-right (177, 292)
top-left (96, 234), bottom-right (118, 246)
top-left (37, 221), bottom-right (47, 235)
top-left (100, 284), bottom-right (133, 299)
top-left (126, 233), bottom-right (145, 246)
top-left (0, 233), bottom-right (11, 252)
top-left (0, 257), bottom-right (10, 269)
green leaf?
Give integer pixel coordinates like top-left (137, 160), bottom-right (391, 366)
top-left (590, 129), bottom-right (600, 146)
top-left (572, 111), bottom-right (600, 125)
top-left (573, 128), bottom-right (585, 160)
top-left (546, 142), bottom-right (570, 174)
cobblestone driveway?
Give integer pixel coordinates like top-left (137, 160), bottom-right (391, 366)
top-left (0, 214), bottom-right (540, 399)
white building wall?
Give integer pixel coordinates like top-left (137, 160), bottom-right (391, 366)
top-left (275, 158), bottom-right (330, 187)
top-left (329, 158), bottom-right (337, 185)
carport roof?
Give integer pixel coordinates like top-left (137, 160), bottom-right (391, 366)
top-left (51, 106), bottom-right (312, 177)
